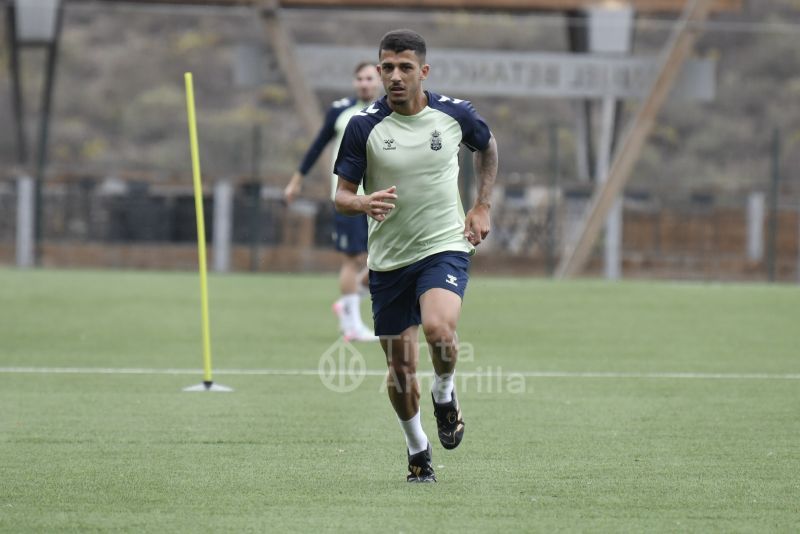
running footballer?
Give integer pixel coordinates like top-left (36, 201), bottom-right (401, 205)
top-left (333, 29), bottom-right (499, 482)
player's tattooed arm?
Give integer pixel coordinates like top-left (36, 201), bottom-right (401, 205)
top-left (335, 177), bottom-right (398, 222)
top-left (474, 134), bottom-right (498, 209)
top-left (464, 134), bottom-right (498, 246)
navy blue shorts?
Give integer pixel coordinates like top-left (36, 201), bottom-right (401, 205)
top-left (369, 251), bottom-right (470, 336)
top-left (333, 212), bottom-right (368, 255)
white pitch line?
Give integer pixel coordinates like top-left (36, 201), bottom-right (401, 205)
top-left (0, 367), bottom-right (799, 380)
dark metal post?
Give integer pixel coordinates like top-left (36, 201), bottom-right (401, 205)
top-left (767, 128), bottom-right (781, 282)
top-left (249, 123), bottom-right (263, 272)
top-left (33, 3), bottom-right (65, 265)
top-left (546, 122), bottom-right (560, 276)
top-left (6, 4), bottom-right (28, 165)
top-left (566, 10), bottom-right (595, 182)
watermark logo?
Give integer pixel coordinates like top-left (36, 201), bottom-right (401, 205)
top-left (382, 366), bottom-right (527, 395)
top-left (317, 337), bottom-right (528, 394)
top-left (317, 337), bottom-right (367, 393)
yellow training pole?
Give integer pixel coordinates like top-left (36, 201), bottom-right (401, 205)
top-left (184, 72), bottom-right (213, 386)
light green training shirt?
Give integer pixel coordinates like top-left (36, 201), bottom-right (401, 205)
top-left (334, 91), bottom-right (492, 271)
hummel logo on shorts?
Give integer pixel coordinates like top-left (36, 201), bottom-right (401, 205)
top-left (446, 274), bottom-right (458, 287)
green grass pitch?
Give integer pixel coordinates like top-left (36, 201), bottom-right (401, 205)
top-left (1, 268), bottom-right (799, 532)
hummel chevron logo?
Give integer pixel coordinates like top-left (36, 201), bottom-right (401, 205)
top-left (446, 274), bottom-right (458, 287)
top-left (438, 95), bottom-right (464, 104)
top-left (356, 103), bottom-right (381, 116)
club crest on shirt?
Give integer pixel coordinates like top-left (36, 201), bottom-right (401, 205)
top-left (383, 138), bottom-right (396, 150)
top-left (430, 130), bottom-right (442, 151)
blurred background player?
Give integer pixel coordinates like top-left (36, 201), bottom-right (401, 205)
top-left (284, 62), bottom-right (382, 342)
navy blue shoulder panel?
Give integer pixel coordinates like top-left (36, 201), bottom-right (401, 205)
top-left (426, 91), bottom-right (491, 152)
top-left (298, 97), bottom-right (356, 175)
top-left (328, 97), bottom-right (357, 120)
top-left (334, 97), bottom-right (392, 185)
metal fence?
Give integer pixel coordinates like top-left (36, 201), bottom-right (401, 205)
top-left (0, 4), bottom-right (798, 280)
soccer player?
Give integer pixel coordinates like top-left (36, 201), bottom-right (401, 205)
top-left (333, 29), bottom-right (499, 482)
top-left (284, 62), bottom-right (382, 342)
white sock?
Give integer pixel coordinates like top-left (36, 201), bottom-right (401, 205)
top-left (398, 410), bottom-right (428, 455)
top-left (432, 371), bottom-right (455, 403)
top-left (334, 297), bottom-right (351, 332)
top-left (341, 293), bottom-right (365, 332)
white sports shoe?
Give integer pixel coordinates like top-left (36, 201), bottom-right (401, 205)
top-left (344, 325), bottom-right (379, 342)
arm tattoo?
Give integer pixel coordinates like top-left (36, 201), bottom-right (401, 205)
top-left (473, 136), bottom-right (498, 208)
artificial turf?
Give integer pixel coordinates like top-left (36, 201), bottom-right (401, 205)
top-left (1, 268), bottom-right (798, 532)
